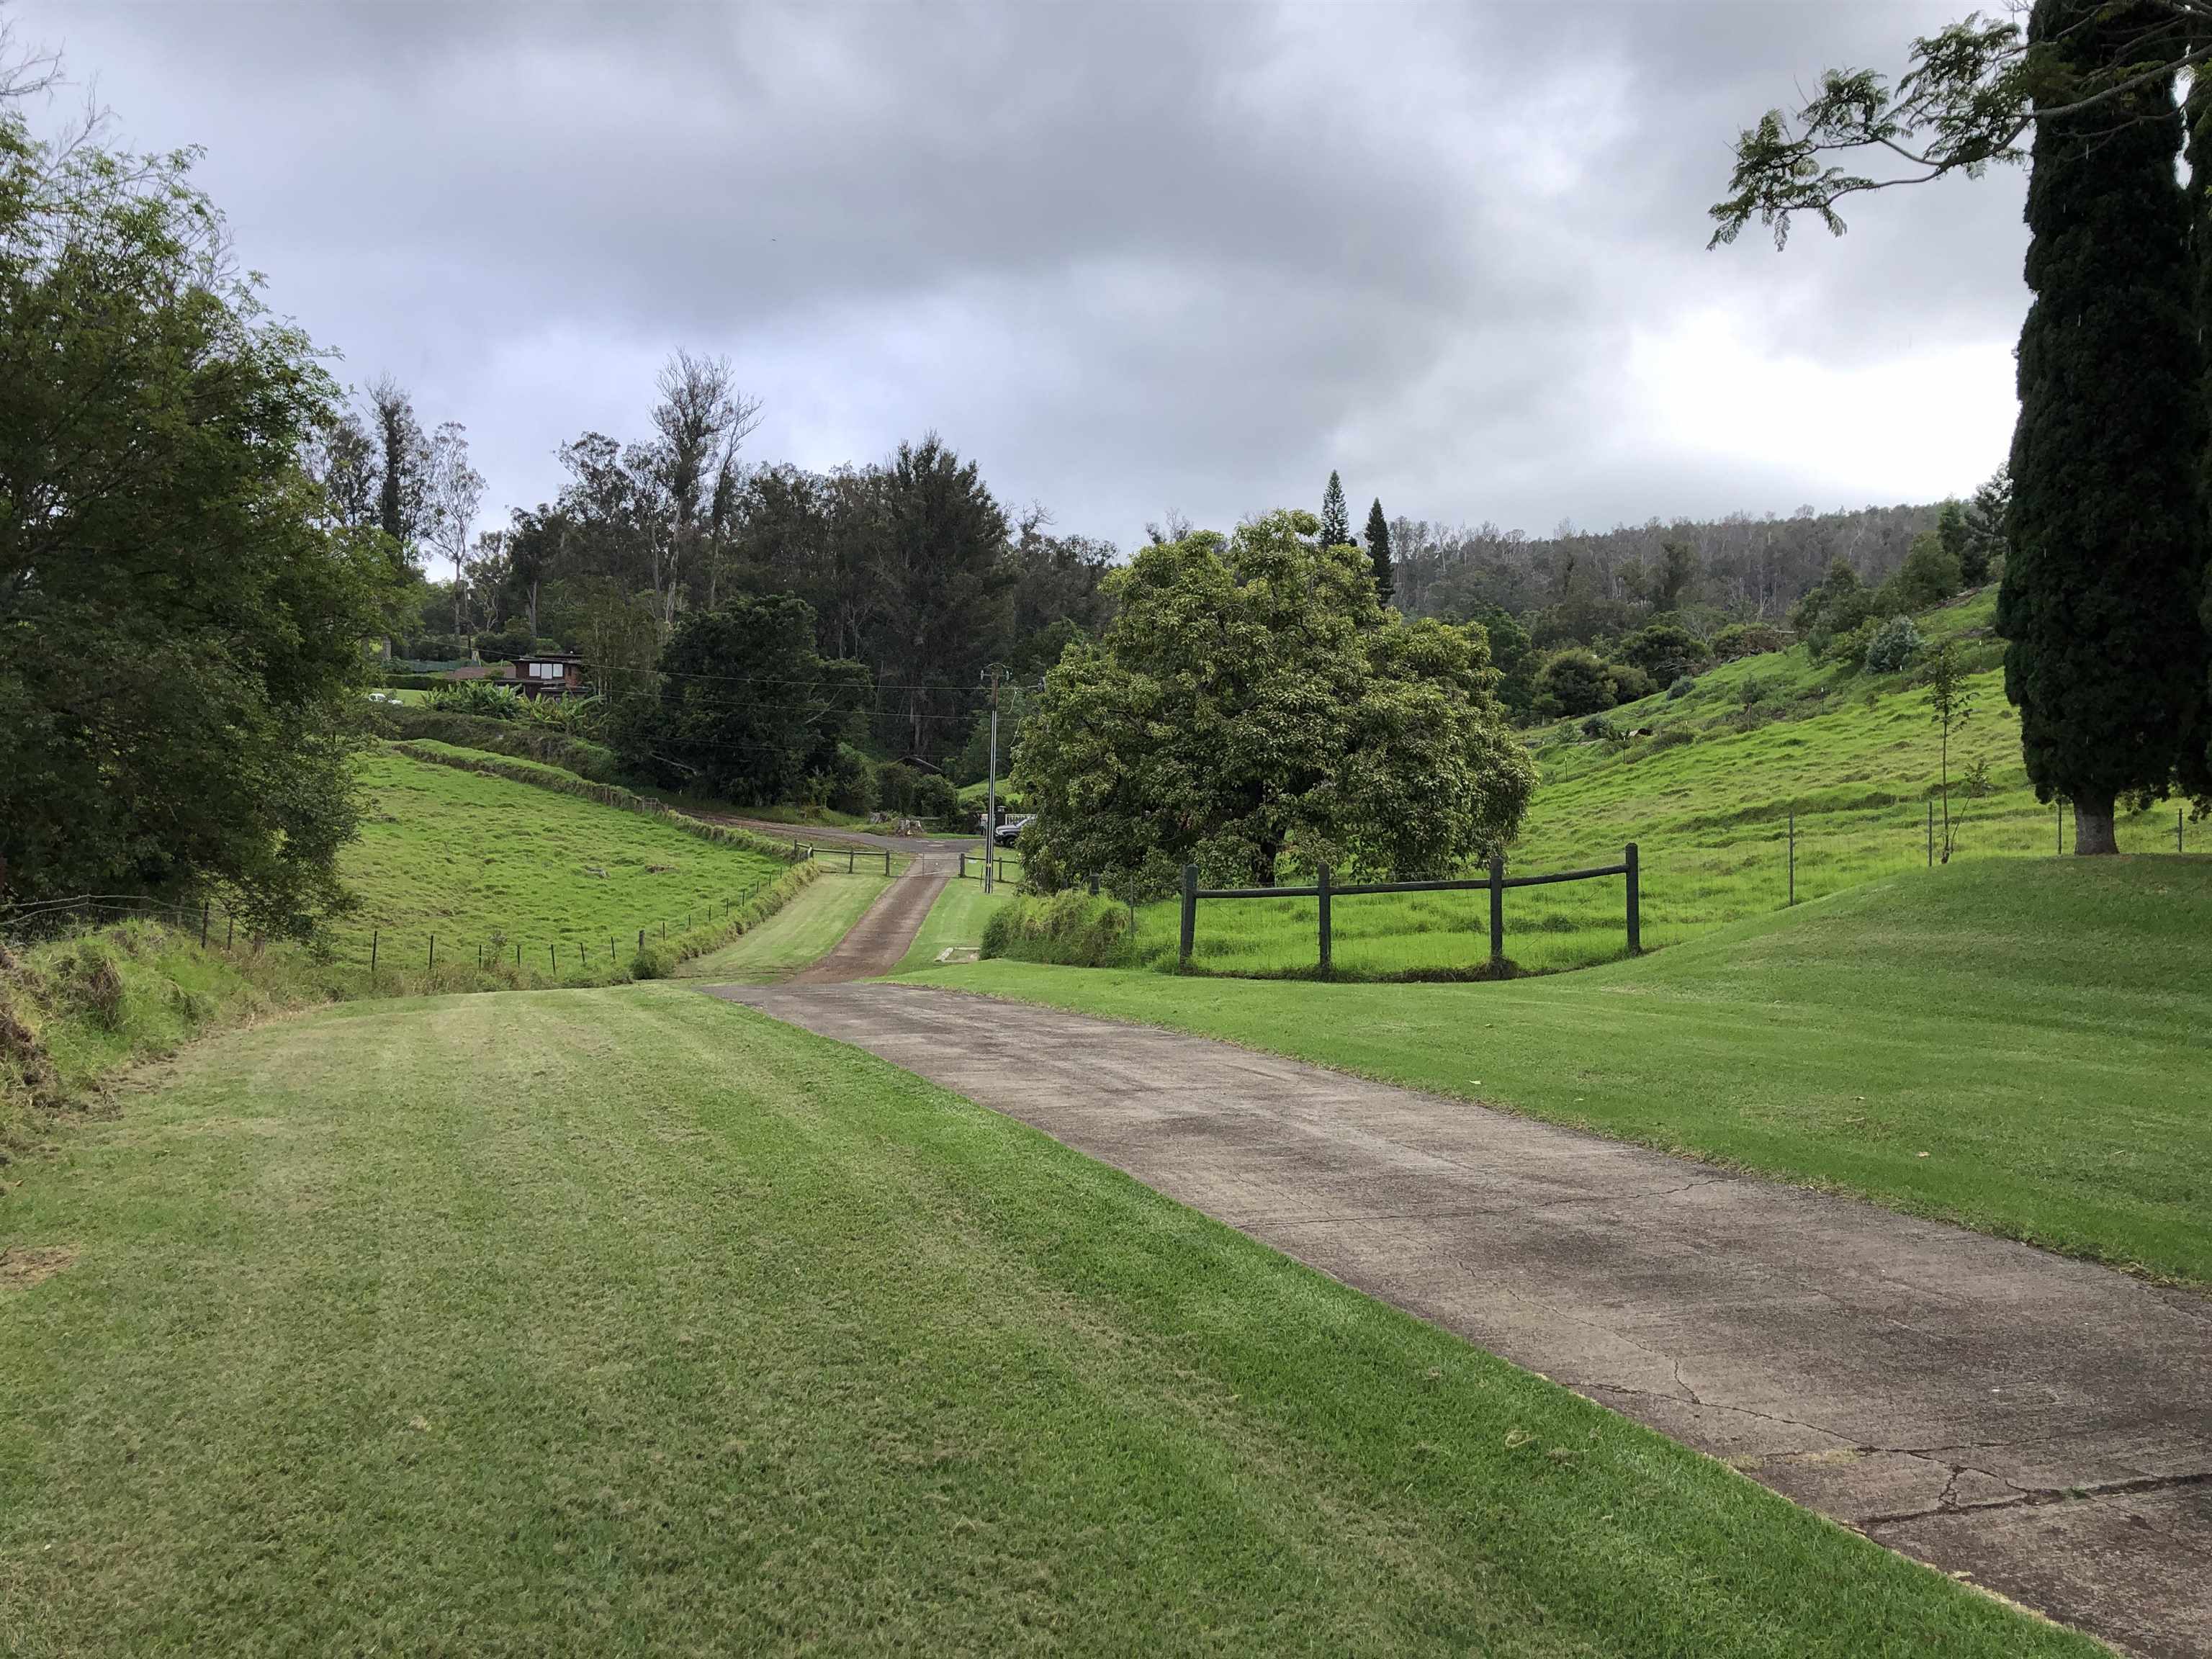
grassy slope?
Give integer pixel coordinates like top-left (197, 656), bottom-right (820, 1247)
top-left (891, 878), bottom-right (1016, 974)
top-left (0, 986), bottom-right (2089, 1655)
top-left (346, 748), bottom-right (783, 970)
top-left (679, 871), bottom-right (892, 982)
top-left (925, 858), bottom-right (2212, 1284)
top-left (1130, 590), bottom-right (2198, 977)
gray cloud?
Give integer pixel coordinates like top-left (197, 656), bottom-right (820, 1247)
top-left (12, 0), bottom-right (2028, 545)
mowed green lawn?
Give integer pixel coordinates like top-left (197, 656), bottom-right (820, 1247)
top-left (1135, 589), bottom-right (2200, 977)
top-left (0, 986), bottom-right (2088, 1655)
top-left (344, 748), bottom-right (785, 974)
top-left (933, 858), bottom-right (2212, 1284)
top-left (893, 876), bottom-right (1015, 973)
top-left (680, 870), bottom-right (892, 981)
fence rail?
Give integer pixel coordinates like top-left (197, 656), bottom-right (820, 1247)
top-left (1178, 845), bottom-right (1640, 976)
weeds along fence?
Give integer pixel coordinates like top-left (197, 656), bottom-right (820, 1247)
top-left (3, 861), bottom-right (821, 989)
top-left (1177, 849), bottom-right (1639, 978)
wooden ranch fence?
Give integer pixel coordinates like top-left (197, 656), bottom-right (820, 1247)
top-left (1177, 845), bottom-right (1641, 976)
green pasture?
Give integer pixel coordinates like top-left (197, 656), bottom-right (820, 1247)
top-left (930, 857), bottom-right (2212, 1285)
top-left (343, 749), bottom-right (786, 974)
top-left (0, 984), bottom-right (2090, 1655)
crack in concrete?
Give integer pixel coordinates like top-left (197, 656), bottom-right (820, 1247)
top-left (1862, 1468), bottom-right (2212, 1530)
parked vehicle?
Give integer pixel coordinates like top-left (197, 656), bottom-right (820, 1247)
top-left (992, 814), bottom-right (1032, 848)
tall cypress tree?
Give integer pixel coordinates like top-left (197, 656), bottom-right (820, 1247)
top-left (1998, 0), bottom-right (2208, 853)
top-left (1319, 470), bottom-right (1349, 547)
top-left (1363, 498), bottom-right (1394, 606)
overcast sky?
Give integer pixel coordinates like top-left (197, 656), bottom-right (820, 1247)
top-left (12, 0), bottom-right (2027, 548)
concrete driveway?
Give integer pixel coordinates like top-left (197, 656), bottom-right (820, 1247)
top-left (705, 980), bottom-right (2212, 1659)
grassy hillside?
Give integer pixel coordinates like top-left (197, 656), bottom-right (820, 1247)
top-left (927, 857), bottom-right (2212, 1284)
top-left (1113, 589), bottom-right (2196, 977)
top-left (0, 984), bottom-right (2091, 1655)
top-left (343, 747), bottom-right (788, 974)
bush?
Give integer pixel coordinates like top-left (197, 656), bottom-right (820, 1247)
top-left (827, 744), bottom-right (879, 817)
top-left (1863, 614), bottom-right (1923, 674)
top-left (1827, 617), bottom-right (1882, 673)
top-left (981, 890), bottom-right (1134, 968)
top-left (472, 626), bottom-right (535, 663)
top-left (1536, 649), bottom-right (1615, 717)
top-left (1710, 623), bottom-right (1789, 662)
top-left (1579, 713), bottom-right (1620, 742)
top-left (423, 679), bottom-right (526, 720)
top-left (912, 773), bottom-right (959, 824)
top-left (1616, 622), bottom-right (1711, 685)
top-left (1666, 676), bottom-right (1696, 701)
top-left (1606, 662), bottom-right (1655, 705)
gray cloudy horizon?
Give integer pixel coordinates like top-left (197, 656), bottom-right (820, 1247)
top-left (13, 0), bottom-right (2028, 549)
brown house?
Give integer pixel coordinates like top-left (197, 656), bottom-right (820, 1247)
top-left (505, 652), bottom-right (586, 698)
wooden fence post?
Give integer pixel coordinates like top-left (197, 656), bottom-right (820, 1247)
top-left (1625, 842), bottom-right (1641, 955)
top-left (1927, 801), bottom-right (1933, 868)
top-left (959, 851), bottom-right (967, 880)
top-left (1488, 852), bottom-right (1505, 974)
top-left (637, 928), bottom-right (644, 956)
top-left (428, 934), bottom-right (436, 971)
top-left (199, 901), bottom-right (209, 948)
top-left (1089, 874), bottom-right (1100, 896)
top-left (1787, 809), bottom-right (1796, 907)
top-left (884, 850), bottom-right (891, 876)
top-left (1179, 863), bottom-right (1198, 966)
top-left (371, 929), bottom-right (378, 979)
top-left (848, 848), bottom-right (855, 873)
top-left (1316, 863), bottom-right (1332, 976)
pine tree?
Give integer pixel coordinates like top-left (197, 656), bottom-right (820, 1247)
top-left (1363, 498), bottom-right (1394, 606)
top-left (1997, 0), bottom-right (2208, 855)
top-left (1319, 470), bottom-right (1349, 547)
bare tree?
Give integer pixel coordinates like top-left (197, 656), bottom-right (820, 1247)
top-left (425, 421), bottom-right (485, 640)
top-left (647, 351), bottom-right (761, 632)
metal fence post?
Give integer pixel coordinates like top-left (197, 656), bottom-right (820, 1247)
top-left (1927, 801), bottom-right (1933, 868)
top-left (1488, 852), bottom-right (1505, 974)
top-left (429, 934), bottom-right (436, 971)
top-left (1787, 809), bottom-right (1796, 907)
top-left (371, 929), bottom-right (378, 979)
top-left (1317, 863), bottom-right (1332, 976)
top-left (1179, 863), bottom-right (1197, 966)
top-left (1625, 842), bottom-right (1641, 955)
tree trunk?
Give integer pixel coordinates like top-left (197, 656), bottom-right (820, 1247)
top-left (2073, 796), bottom-right (2119, 856)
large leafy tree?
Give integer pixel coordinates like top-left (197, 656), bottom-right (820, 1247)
top-left (616, 595), bottom-right (866, 806)
top-left (1015, 512), bottom-right (1534, 894)
top-left (873, 433), bottom-right (1011, 761)
top-left (0, 99), bottom-right (395, 927)
top-left (2000, 0), bottom-right (2207, 853)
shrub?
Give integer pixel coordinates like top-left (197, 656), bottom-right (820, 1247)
top-left (472, 626), bottom-right (535, 663)
top-left (1605, 662), bottom-right (1655, 705)
top-left (1710, 623), bottom-right (1789, 662)
top-left (1536, 649), bottom-right (1614, 717)
top-left (1666, 676), bottom-right (1696, 701)
top-left (880, 762), bottom-right (920, 817)
top-left (1863, 614), bottom-right (1923, 674)
top-left (1578, 713), bottom-right (1620, 742)
top-left (423, 678), bottom-right (526, 720)
top-left (1616, 622), bottom-right (1711, 685)
top-left (981, 890), bottom-right (1133, 968)
top-left (1642, 727), bottom-right (1696, 754)
top-left (912, 773), bottom-right (959, 825)
top-left (827, 745), bottom-right (879, 817)
top-left (1737, 675), bottom-right (1768, 709)
top-left (1827, 617), bottom-right (1881, 673)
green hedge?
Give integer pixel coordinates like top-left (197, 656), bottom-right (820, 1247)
top-left (981, 890), bottom-right (1136, 968)
top-left (369, 705), bottom-right (622, 783)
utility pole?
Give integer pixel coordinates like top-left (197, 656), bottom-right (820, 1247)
top-left (983, 664), bottom-right (1002, 894)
